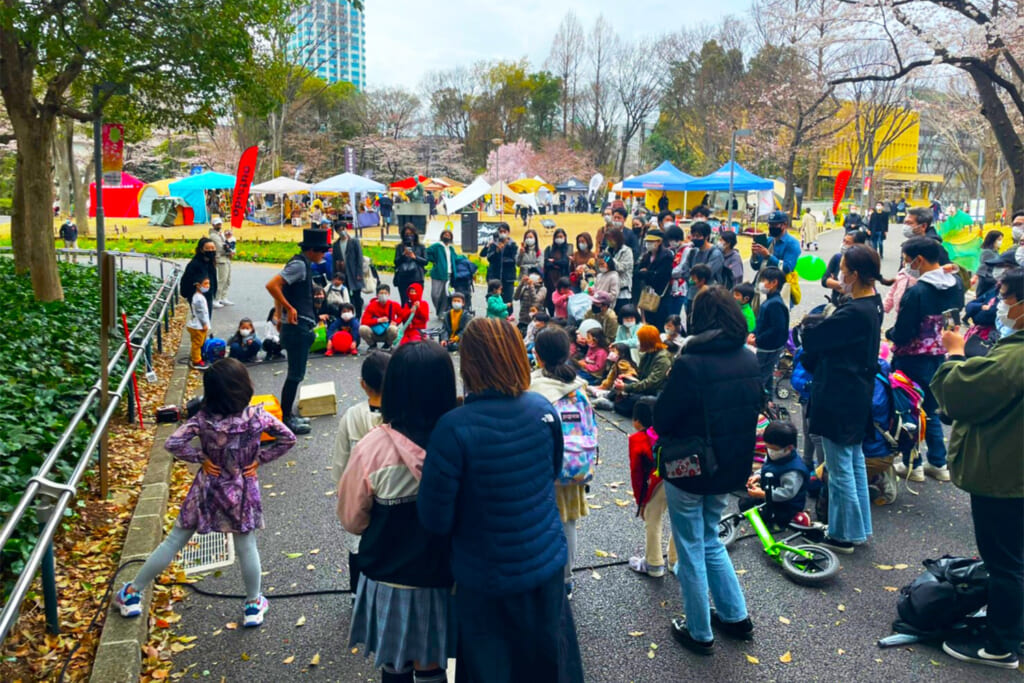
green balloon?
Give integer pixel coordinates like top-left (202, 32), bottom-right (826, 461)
top-left (795, 254), bottom-right (827, 281)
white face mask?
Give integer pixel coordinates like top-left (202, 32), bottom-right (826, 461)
top-left (603, 215), bottom-right (612, 224)
top-left (608, 353), bottom-right (619, 362)
top-left (555, 237), bottom-right (565, 245)
top-left (766, 446), bottom-right (790, 461)
top-left (452, 301), bottom-right (463, 310)
top-left (578, 241), bottom-right (588, 251)
top-left (529, 273), bottom-right (542, 284)
top-left (840, 271), bottom-right (855, 294)
top-left (902, 225), bottom-right (916, 239)
top-left (623, 319), bottom-right (636, 328)
top-left (646, 241), bottom-right (659, 252)
top-left (997, 301), bottom-right (1021, 331)
top-left (239, 328), bottom-right (252, 337)
top-left (1016, 246), bottom-right (1024, 267)
top-left (905, 259), bottom-right (921, 280)
top-left (758, 283), bottom-right (772, 295)
top-left (200, 285), bottom-right (210, 293)
top-left (525, 237), bottom-right (535, 247)
top-left (612, 220), bottom-right (623, 229)
top-left (341, 312), bottom-right (354, 321)
top-left (377, 295), bottom-right (388, 304)
top-left (1012, 225), bottom-right (1024, 242)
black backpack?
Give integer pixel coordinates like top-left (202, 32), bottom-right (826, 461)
top-left (894, 556), bottom-right (988, 637)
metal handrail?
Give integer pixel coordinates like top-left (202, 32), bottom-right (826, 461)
top-left (0, 248), bottom-right (182, 644)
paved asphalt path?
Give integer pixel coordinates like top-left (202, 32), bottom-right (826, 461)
top-left (162, 227), bottom-right (1017, 682)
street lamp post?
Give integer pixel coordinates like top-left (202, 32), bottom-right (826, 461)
top-left (728, 128), bottom-right (752, 229)
top-left (491, 137), bottom-right (504, 216)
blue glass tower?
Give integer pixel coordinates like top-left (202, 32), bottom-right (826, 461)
top-left (286, 0), bottom-right (366, 91)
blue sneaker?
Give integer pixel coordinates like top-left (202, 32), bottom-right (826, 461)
top-left (113, 583), bottom-right (142, 618)
top-left (243, 595), bottom-right (268, 627)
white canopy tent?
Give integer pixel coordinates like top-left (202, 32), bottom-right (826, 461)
top-left (443, 176), bottom-right (539, 215)
top-left (311, 172), bottom-right (386, 194)
top-left (251, 177), bottom-right (312, 194)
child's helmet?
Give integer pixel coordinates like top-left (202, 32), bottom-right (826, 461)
top-left (791, 511), bottom-right (812, 528)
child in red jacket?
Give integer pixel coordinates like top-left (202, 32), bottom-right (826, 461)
top-left (399, 282), bottom-right (430, 345)
top-left (627, 397), bottom-right (677, 578)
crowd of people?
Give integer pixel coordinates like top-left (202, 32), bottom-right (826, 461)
top-left (155, 204), bottom-right (1024, 680)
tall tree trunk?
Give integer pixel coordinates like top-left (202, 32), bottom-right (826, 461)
top-left (11, 151), bottom-right (28, 274)
top-left (783, 148), bottom-right (799, 214)
top-left (53, 124), bottom-right (72, 218)
top-left (968, 67), bottom-right (1024, 212)
top-left (72, 157), bottom-right (92, 238)
top-left (806, 155), bottom-right (820, 201)
top-left (15, 117), bottom-right (64, 301)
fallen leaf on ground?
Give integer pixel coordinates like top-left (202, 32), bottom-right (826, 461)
top-left (595, 549), bottom-right (610, 558)
top-left (309, 548), bottom-right (320, 554)
top-left (779, 651), bottom-right (792, 663)
top-left (225, 622), bottom-right (238, 630)
top-left (589, 504), bottom-right (603, 509)
top-left (874, 564), bottom-right (894, 570)
top-left (745, 654), bottom-right (760, 664)
top-left (306, 564), bottom-right (315, 570)
top-left (615, 499), bottom-right (630, 507)
top-left (884, 586), bottom-right (898, 592)
top-left (778, 616), bottom-right (791, 625)
top-left (310, 653), bottom-right (321, 666)
top-left (283, 552), bottom-right (303, 559)
top-left (837, 604), bottom-right (846, 612)
top-left (240, 652), bottom-right (250, 661)
top-left (735, 569), bottom-right (748, 575)
top-left (838, 648), bottom-right (846, 655)
top-left (591, 570), bottom-right (601, 580)
top-left (647, 650), bottom-right (655, 659)
top-left (893, 563), bottom-right (909, 570)
top-left (295, 615), bottom-right (306, 627)
top-left (929, 659), bottom-right (942, 666)
top-left (283, 655), bottom-right (295, 664)
top-left (627, 631), bottom-right (644, 637)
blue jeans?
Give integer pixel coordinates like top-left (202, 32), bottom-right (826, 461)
top-left (229, 339), bottom-right (262, 362)
top-left (892, 355), bottom-right (946, 466)
top-left (665, 486), bottom-right (748, 642)
top-left (870, 232), bottom-right (885, 258)
top-left (821, 436), bottom-right (872, 544)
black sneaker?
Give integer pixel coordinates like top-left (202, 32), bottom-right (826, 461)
top-left (943, 637), bottom-right (1019, 670)
top-left (710, 608), bottom-right (754, 641)
top-left (821, 535), bottom-right (855, 555)
top-left (284, 416), bottom-right (311, 435)
top-left (670, 618), bottom-right (713, 656)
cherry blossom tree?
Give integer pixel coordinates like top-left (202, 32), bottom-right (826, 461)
top-left (486, 139), bottom-right (535, 183)
top-left (833, 0), bottom-right (1024, 211)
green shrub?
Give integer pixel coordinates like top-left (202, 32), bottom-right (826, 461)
top-left (0, 259), bottom-right (158, 591)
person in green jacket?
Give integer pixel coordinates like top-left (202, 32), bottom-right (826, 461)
top-left (930, 267), bottom-right (1024, 671)
top-left (426, 229), bottom-right (457, 319)
top-left (485, 279), bottom-right (511, 319)
top-left (594, 324), bottom-right (672, 417)
top-left (732, 283), bottom-right (756, 334)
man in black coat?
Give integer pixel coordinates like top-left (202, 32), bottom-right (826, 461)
top-left (867, 201), bottom-right (889, 257)
top-left (480, 223), bottom-right (518, 305)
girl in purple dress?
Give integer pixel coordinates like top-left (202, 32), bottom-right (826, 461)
top-left (114, 359), bottom-right (295, 627)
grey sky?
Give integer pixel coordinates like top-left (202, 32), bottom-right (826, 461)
top-left (364, 0), bottom-right (751, 90)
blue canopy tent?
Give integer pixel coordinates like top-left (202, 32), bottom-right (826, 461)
top-left (683, 161), bottom-right (774, 192)
top-left (622, 161), bottom-right (697, 214)
top-left (168, 172), bottom-right (237, 224)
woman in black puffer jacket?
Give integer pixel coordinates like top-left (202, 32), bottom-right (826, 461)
top-left (653, 286), bottom-right (762, 656)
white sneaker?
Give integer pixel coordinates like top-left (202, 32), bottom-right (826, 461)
top-left (908, 466), bottom-right (925, 483)
top-left (923, 463), bottom-right (951, 482)
top-left (893, 461), bottom-right (908, 477)
top-left (220, 299), bottom-right (235, 306)
top-left (212, 301), bottom-right (224, 309)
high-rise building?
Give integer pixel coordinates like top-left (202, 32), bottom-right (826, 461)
top-left (286, 0), bottom-right (366, 91)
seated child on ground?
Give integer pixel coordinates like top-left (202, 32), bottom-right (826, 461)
top-left (627, 397), bottom-right (676, 578)
top-left (441, 292), bottom-right (473, 353)
top-left (485, 279), bottom-right (512, 319)
top-left (740, 421), bottom-right (809, 528)
top-left (575, 328), bottom-right (609, 384)
top-left (228, 318), bottom-right (262, 362)
top-left (261, 308), bottom-right (284, 361)
top-left (614, 305), bottom-right (640, 363)
top-left (326, 302), bottom-right (360, 356)
top-left (591, 343), bottom-right (638, 397)
top-left (661, 314), bottom-right (684, 354)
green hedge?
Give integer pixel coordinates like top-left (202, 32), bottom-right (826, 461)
top-left (0, 260), bottom-right (158, 591)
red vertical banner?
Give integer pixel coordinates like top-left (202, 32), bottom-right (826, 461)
top-left (101, 124), bottom-right (124, 186)
top-left (832, 169), bottom-right (852, 216)
top-left (230, 146), bottom-right (259, 228)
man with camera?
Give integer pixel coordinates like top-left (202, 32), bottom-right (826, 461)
top-left (480, 222), bottom-right (518, 308)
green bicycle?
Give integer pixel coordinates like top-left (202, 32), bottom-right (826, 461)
top-left (718, 502), bottom-right (840, 586)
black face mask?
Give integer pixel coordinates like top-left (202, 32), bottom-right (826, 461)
top-left (442, 236), bottom-right (452, 244)
top-left (769, 226), bottom-right (783, 238)
top-left (692, 238), bottom-right (705, 249)
top-left (203, 252), bottom-right (216, 261)
top-left (591, 304), bottom-right (602, 314)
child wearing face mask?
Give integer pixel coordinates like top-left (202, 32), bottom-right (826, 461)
top-left (552, 277), bottom-right (573, 320)
top-left (187, 278), bottom-right (212, 370)
top-left (575, 328), bottom-right (610, 384)
top-left (261, 308), bottom-right (284, 361)
top-left (327, 303), bottom-right (360, 356)
top-left (739, 421), bottom-right (809, 528)
top-left (593, 342), bottom-right (638, 397)
top-left (228, 318), bottom-right (263, 362)
top-left (732, 284), bottom-right (756, 334)
top-left (614, 305), bottom-right (641, 363)
top-left (661, 315), bottom-right (684, 355)
top-left (441, 292), bottom-right (474, 353)
top-left (514, 268), bottom-right (548, 335)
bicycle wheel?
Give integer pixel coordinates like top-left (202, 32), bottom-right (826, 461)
top-left (780, 544), bottom-right (840, 585)
top-left (718, 516), bottom-right (740, 549)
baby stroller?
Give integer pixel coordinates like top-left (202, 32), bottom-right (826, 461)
top-left (452, 255), bottom-right (478, 315)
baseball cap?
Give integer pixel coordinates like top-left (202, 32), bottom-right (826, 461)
top-left (766, 210), bottom-right (789, 225)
